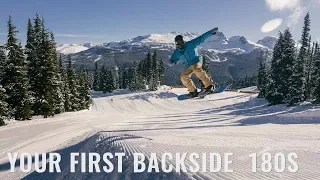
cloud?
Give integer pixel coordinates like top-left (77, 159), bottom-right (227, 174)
top-left (55, 34), bottom-right (105, 39)
top-left (261, 18), bottom-right (283, 33)
top-left (265, 0), bottom-right (320, 27)
top-left (265, 0), bottom-right (300, 11)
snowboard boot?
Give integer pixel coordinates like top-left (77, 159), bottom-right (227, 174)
top-left (188, 89), bottom-right (199, 98)
top-left (204, 84), bottom-right (216, 94)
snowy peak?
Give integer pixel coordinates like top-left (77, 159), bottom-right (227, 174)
top-left (56, 43), bottom-right (95, 54)
top-left (82, 43), bottom-right (95, 48)
top-left (104, 32), bottom-right (200, 48)
top-left (201, 33), bottom-right (267, 53)
top-left (101, 31), bottom-right (268, 54)
top-left (257, 36), bottom-right (278, 49)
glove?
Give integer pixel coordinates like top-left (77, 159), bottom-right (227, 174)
top-left (212, 27), bottom-right (218, 35)
top-left (168, 60), bottom-right (174, 66)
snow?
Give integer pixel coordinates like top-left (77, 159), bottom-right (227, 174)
top-left (257, 36), bottom-right (278, 49)
top-left (56, 43), bottom-right (95, 54)
top-left (1, 88), bottom-right (319, 179)
top-left (94, 55), bottom-right (102, 62)
top-left (237, 86), bottom-right (259, 93)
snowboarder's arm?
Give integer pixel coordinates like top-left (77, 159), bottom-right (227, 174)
top-left (189, 28), bottom-right (218, 47)
top-left (169, 50), bottom-right (179, 64)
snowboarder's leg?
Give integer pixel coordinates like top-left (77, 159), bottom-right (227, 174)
top-left (192, 63), bottom-right (213, 89)
top-left (181, 66), bottom-right (197, 93)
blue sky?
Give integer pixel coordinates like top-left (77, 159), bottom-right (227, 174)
top-left (0, 0), bottom-right (319, 45)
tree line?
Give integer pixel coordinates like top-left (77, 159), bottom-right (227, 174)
top-left (258, 13), bottom-right (320, 106)
top-left (0, 15), bottom-right (91, 126)
top-left (92, 50), bottom-right (165, 93)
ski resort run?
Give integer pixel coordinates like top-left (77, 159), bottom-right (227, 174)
top-left (0, 88), bottom-right (319, 179)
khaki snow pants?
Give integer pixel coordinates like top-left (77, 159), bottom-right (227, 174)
top-left (181, 62), bottom-right (213, 92)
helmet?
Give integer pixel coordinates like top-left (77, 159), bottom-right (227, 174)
top-left (174, 35), bottom-right (184, 42)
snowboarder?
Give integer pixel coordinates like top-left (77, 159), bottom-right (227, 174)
top-left (169, 28), bottom-right (218, 98)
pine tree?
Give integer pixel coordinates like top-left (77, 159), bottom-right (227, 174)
top-left (3, 16), bottom-right (32, 120)
top-left (114, 66), bottom-right (120, 90)
top-left (79, 69), bottom-right (91, 109)
top-left (59, 55), bottom-right (71, 112)
top-left (93, 62), bottom-right (100, 91)
top-left (305, 41), bottom-right (315, 100)
top-left (64, 78), bottom-right (72, 112)
top-left (288, 13), bottom-right (310, 105)
top-left (280, 29), bottom-right (296, 103)
top-left (149, 71), bottom-right (158, 91)
top-left (67, 55), bottom-right (80, 111)
top-left (122, 69), bottom-right (128, 89)
top-left (0, 47), bottom-right (6, 79)
top-left (50, 33), bottom-right (65, 114)
top-left (266, 32), bottom-right (285, 105)
top-left (158, 58), bottom-right (165, 84)
top-left (152, 50), bottom-right (158, 73)
top-left (257, 52), bottom-right (267, 98)
top-left (100, 65), bottom-right (107, 93)
top-left (0, 85), bottom-right (7, 126)
top-left (129, 62), bottom-right (138, 91)
top-left (28, 14), bottom-right (43, 114)
top-left (37, 20), bottom-right (57, 117)
top-left (313, 43), bottom-right (320, 103)
top-left (105, 68), bottom-right (114, 93)
top-left (145, 52), bottom-right (152, 82)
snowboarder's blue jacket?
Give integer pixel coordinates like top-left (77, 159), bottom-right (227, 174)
top-left (170, 29), bottom-right (214, 68)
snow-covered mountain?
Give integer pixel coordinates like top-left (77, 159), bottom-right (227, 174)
top-left (256, 36), bottom-right (278, 49)
top-left (101, 31), bottom-right (270, 54)
top-left (65, 32), bottom-right (277, 85)
top-left (57, 32), bottom-right (276, 55)
top-left (56, 43), bottom-right (95, 54)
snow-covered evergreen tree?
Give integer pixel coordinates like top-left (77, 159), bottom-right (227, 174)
top-left (93, 62), bottom-right (100, 91)
top-left (129, 62), bottom-right (138, 91)
top-left (0, 85), bottom-right (7, 126)
top-left (67, 55), bottom-right (80, 111)
top-left (257, 52), bottom-right (267, 98)
top-left (3, 16), bottom-right (32, 120)
top-left (157, 58), bottom-right (165, 84)
top-left (100, 65), bottom-right (107, 93)
top-left (49, 32), bottom-right (65, 114)
top-left (105, 68), bottom-right (114, 93)
top-left (79, 69), bottom-right (91, 109)
top-left (288, 13), bottom-right (310, 105)
top-left (0, 47), bottom-right (6, 79)
top-left (145, 52), bottom-right (152, 82)
top-left (27, 14), bottom-right (44, 114)
top-left (149, 70), bottom-right (158, 91)
top-left (305, 41), bottom-right (315, 100)
top-left (64, 78), bottom-right (72, 112)
top-left (266, 32), bottom-right (285, 105)
top-left (113, 66), bottom-right (120, 90)
top-left (312, 43), bottom-right (320, 103)
top-left (121, 69), bottom-right (128, 89)
top-left (280, 29), bottom-right (296, 103)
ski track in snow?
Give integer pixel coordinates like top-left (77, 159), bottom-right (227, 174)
top-left (0, 89), bottom-right (320, 179)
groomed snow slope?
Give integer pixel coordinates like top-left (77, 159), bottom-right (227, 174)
top-left (0, 89), bottom-right (320, 179)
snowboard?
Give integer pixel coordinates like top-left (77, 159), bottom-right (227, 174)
top-left (177, 84), bottom-right (231, 101)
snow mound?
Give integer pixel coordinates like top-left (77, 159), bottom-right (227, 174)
top-left (237, 86), bottom-right (259, 93)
